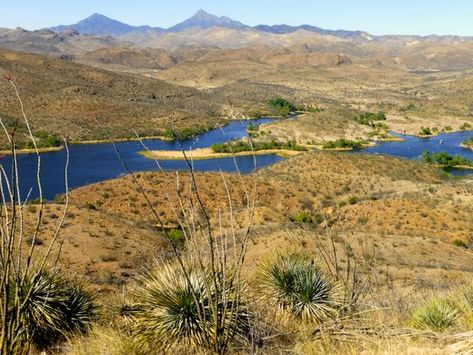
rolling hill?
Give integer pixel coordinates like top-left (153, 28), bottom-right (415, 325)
top-left (0, 49), bottom-right (222, 147)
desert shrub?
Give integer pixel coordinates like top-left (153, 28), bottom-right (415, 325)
top-left (268, 98), bottom-right (297, 116)
top-left (290, 212), bottom-right (323, 226)
top-left (85, 202), bottom-right (97, 210)
top-left (419, 127), bottom-right (433, 136)
top-left (322, 139), bottom-right (364, 150)
top-left (258, 252), bottom-right (343, 323)
top-left (348, 196), bottom-right (359, 205)
top-left (168, 229), bottom-right (186, 249)
top-left (12, 271), bottom-right (97, 350)
top-left (453, 239), bottom-right (468, 249)
top-left (354, 111), bottom-right (386, 126)
top-left (132, 265), bottom-right (251, 351)
top-left (463, 136), bottom-right (473, 147)
top-left (400, 103), bottom-right (416, 111)
top-left (411, 298), bottom-right (459, 331)
top-left (421, 151), bottom-right (472, 167)
top-left (212, 139), bottom-right (307, 153)
top-left (460, 122), bottom-right (472, 130)
top-left (162, 126), bottom-right (210, 141)
top-left (27, 130), bottom-right (62, 148)
top-left (302, 105), bottom-right (322, 113)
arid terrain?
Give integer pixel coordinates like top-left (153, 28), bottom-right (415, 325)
top-left (2, 11), bottom-right (473, 148)
top-left (1, 9), bottom-right (473, 355)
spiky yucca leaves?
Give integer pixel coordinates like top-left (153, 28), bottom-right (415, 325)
top-left (450, 282), bottom-right (473, 329)
top-left (411, 297), bottom-right (459, 332)
top-left (258, 252), bottom-right (344, 323)
top-left (13, 270), bottom-right (97, 350)
top-left (132, 265), bottom-right (250, 351)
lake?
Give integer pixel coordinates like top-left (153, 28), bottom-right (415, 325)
top-left (1, 118), bottom-right (472, 200)
top-left (1, 118), bottom-right (284, 200)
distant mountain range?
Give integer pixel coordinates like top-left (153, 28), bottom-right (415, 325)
top-left (51, 13), bottom-right (157, 36)
top-left (50, 10), bottom-right (367, 39)
top-left (2, 8), bottom-right (473, 73)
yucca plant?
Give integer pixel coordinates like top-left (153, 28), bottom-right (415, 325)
top-left (12, 270), bottom-right (97, 350)
top-left (411, 297), bottom-right (459, 332)
top-left (132, 264), bottom-right (250, 351)
top-left (258, 252), bottom-right (344, 323)
top-left (450, 282), bottom-right (473, 329)
top-left (0, 77), bottom-right (82, 354)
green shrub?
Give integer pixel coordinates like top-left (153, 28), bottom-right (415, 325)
top-left (463, 136), bottom-right (473, 147)
top-left (322, 139), bottom-right (364, 150)
top-left (421, 151), bottom-right (472, 168)
top-left (354, 111), bottom-right (386, 126)
top-left (28, 131), bottom-right (62, 148)
top-left (419, 127), bottom-right (433, 136)
top-left (168, 229), bottom-right (186, 249)
top-left (348, 196), bottom-right (359, 205)
top-left (268, 98), bottom-right (297, 116)
top-left (258, 252), bottom-right (343, 322)
top-left (460, 123), bottom-right (472, 130)
top-left (85, 202), bottom-right (97, 210)
top-left (453, 240), bottom-right (469, 249)
top-left (162, 126), bottom-right (210, 141)
top-left (211, 139), bottom-right (307, 154)
top-left (290, 212), bottom-right (324, 225)
top-left (400, 103), bottom-right (416, 111)
top-left (411, 298), bottom-right (459, 331)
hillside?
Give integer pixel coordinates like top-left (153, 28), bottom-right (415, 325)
top-left (48, 152), bottom-right (473, 353)
top-left (0, 49), bottom-right (222, 146)
top-left (3, 7), bottom-right (473, 355)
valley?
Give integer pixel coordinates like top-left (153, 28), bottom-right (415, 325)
top-left (0, 6), bottom-right (473, 355)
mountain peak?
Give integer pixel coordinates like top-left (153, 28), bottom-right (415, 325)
top-left (51, 13), bottom-right (155, 36)
top-left (167, 10), bottom-right (247, 32)
top-left (85, 13), bottom-right (112, 21)
top-left (194, 9), bottom-right (212, 17)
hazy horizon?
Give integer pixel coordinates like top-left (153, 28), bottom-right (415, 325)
top-left (1, 0), bottom-right (473, 37)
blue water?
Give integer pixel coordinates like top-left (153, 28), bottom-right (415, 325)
top-left (1, 118), bottom-right (472, 200)
top-left (354, 131), bottom-right (473, 176)
top-left (0, 118), bottom-right (283, 201)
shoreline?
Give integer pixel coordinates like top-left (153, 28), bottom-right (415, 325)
top-left (315, 141), bottom-right (376, 151)
top-left (372, 136), bottom-right (405, 142)
top-left (69, 135), bottom-right (173, 145)
top-left (0, 146), bottom-right (64, 155)
top-left (140, 147), bottom-right (305, 160)
top-left (439, 164), bottom-right (473, 170)
top-left (461, 143), bottom-right (473, 150)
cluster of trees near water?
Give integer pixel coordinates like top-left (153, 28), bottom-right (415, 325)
top-left (463, 136), bottom-right (473, 147)
top-left (162, 126), bottom-right (211, 141)
top-left (354, 111), bottom-right (386, 126)
top-left (211, 139), bottom-right (307, 153)
top-left (268, 97), bottom-right (297, 116)
top-left (322, 139), bottom-right (365, 150)
top-left (421, 151), bottom-right (472, 167)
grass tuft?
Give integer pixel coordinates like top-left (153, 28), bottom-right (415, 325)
top-left (411, 297), bottom-right (458, 332)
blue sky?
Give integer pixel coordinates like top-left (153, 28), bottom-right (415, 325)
top-left (1, 0), bottom-right (472, 36)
